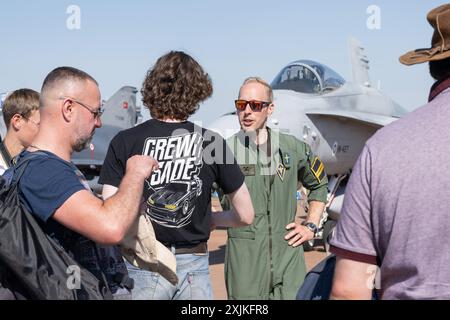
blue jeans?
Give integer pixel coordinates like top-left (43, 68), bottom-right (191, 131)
top-left (125, 252), bottom-right (213, 300)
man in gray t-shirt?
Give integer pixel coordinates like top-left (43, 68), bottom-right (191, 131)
top-left (330, 4), bottom-right (450, 300)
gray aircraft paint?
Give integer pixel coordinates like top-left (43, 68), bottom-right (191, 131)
top-left (207, 38), bottom-right (409, 231)
top-left (0, 86), bottom-right (142, 194)
top-left (71, 86), bottom-right (142, 194)
top-left (208, 38), bottom-right (408, 176)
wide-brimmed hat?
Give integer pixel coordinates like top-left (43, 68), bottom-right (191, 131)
top-left (400, 4), bottom-right (450, 65)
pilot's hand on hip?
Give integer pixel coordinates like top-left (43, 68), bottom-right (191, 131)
top-left (126, 155), bottom-right (159, 179)
top-left (285, 222), bottom-right (314, 247)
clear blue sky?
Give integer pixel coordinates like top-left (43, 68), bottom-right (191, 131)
top-left (0, 0), bottom-right (447, 125)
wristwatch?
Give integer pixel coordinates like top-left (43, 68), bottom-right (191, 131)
top-left (302, 221), bottom-right (318, 236)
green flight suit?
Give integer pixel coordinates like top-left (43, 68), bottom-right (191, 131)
top-left (223, 129), bottom-right (328, 300)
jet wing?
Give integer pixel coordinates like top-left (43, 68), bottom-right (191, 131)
top-left (306, 110), bottom-right (400, 128)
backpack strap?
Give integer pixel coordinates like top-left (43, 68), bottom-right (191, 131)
top-left (10, 151), bottom-right (49, 186)
top-left (0, 140), bottom-right (12, 169)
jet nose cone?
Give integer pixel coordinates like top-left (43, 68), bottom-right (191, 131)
top-left (207, 114), bottom-right (240, 139)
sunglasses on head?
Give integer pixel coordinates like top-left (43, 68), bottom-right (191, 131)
top-left (234, 100), bottom-right (271, 112)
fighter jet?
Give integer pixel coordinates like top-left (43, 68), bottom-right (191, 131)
top-left (72, 86), bottom-right (142, 194)
top-left (208, 38), bottom-right (409, 250)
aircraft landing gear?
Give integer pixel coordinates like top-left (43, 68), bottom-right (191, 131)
top-left (322, 218), bottom-right (337, 252)
top-left (320, 173), bottom-right (348, 252)
top-left (303, 239), bottom-right (315, 252)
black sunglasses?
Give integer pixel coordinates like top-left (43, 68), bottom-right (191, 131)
top-left (234, 100), bottom-right (271, 112)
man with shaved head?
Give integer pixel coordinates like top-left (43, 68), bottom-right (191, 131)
top-left (4, 67), bottom-right (159, 299)
top-left (38, 67), bottom-right (100, 153)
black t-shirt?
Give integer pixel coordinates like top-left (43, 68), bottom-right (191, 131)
top-left (99, 119), bottom-right (244, 246)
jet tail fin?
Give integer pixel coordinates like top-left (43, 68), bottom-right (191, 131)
top-left (0, 92), bottom-right (12, 138)
top-left (101, 86), bottom-right (141, 130)
top-left (348, 37), bottom-right (371, 87)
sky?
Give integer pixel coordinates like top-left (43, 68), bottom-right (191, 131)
top-left (0, 0), bottom-right (448, 125)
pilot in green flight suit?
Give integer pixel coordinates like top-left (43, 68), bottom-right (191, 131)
top-left (222, 77), bottom-right (328, 300)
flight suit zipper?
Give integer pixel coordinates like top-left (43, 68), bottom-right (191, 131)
top-left (259, 145), bottom-right (275, 296)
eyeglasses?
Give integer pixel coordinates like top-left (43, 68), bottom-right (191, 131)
top-left (234, 100), bottom-right (271, 112)
top-left (59, 97), bottom-right (104, 119)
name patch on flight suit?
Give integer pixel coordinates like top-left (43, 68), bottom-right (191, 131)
top-left (311, 157), bottom-right (326, 183)
top-left (240, 164), bottom-right (256, 176)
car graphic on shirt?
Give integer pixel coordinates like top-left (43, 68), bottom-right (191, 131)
top-left (146, 178), bottom-right (202, 228)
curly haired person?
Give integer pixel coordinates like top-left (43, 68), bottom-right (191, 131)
top-left (99, 51), bottom-right (254, 300)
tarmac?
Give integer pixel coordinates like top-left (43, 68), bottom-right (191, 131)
top-left (208, 197), bottom-right (328, 300)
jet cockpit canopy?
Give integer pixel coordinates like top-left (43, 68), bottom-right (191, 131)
top-left (271, 60), bottom-right (345, 94)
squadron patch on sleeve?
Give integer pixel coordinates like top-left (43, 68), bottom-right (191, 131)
top-left (311, 157), bottom-right (326, 183)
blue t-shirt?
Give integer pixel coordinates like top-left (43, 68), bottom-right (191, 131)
top-left (17, 151), bottom-right (87, 222)
top-left (9, 150), bottom-right (128, 295)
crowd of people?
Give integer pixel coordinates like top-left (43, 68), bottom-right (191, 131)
top-left (1, 3), bottom-right (450, 300)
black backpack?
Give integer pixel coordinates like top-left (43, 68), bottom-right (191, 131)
top-left (296, 254), bottom-right (379, 300)
top-left (296, 254), bottom-right (336, 300)
top-left (0, 152), bottom-right (112, 300)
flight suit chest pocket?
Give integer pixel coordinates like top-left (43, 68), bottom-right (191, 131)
top-left (228, 228), bottom-right (256, 240)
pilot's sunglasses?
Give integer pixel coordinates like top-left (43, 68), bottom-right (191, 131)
top-left (234, 100), bottom-right (271, 112)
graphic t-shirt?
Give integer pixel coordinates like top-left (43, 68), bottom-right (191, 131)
top-left (99, 119), bottom-right (244, 246)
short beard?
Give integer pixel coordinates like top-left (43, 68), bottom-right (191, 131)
top-left (73, 135), bottom-right (93, 152)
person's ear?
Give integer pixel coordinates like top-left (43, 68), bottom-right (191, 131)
top-left (10, 114), bottom-right (24, 131)
top-left (267, 102), bottom-right (275, 116)
top-left (61, 98), bottom-right (74, 122)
